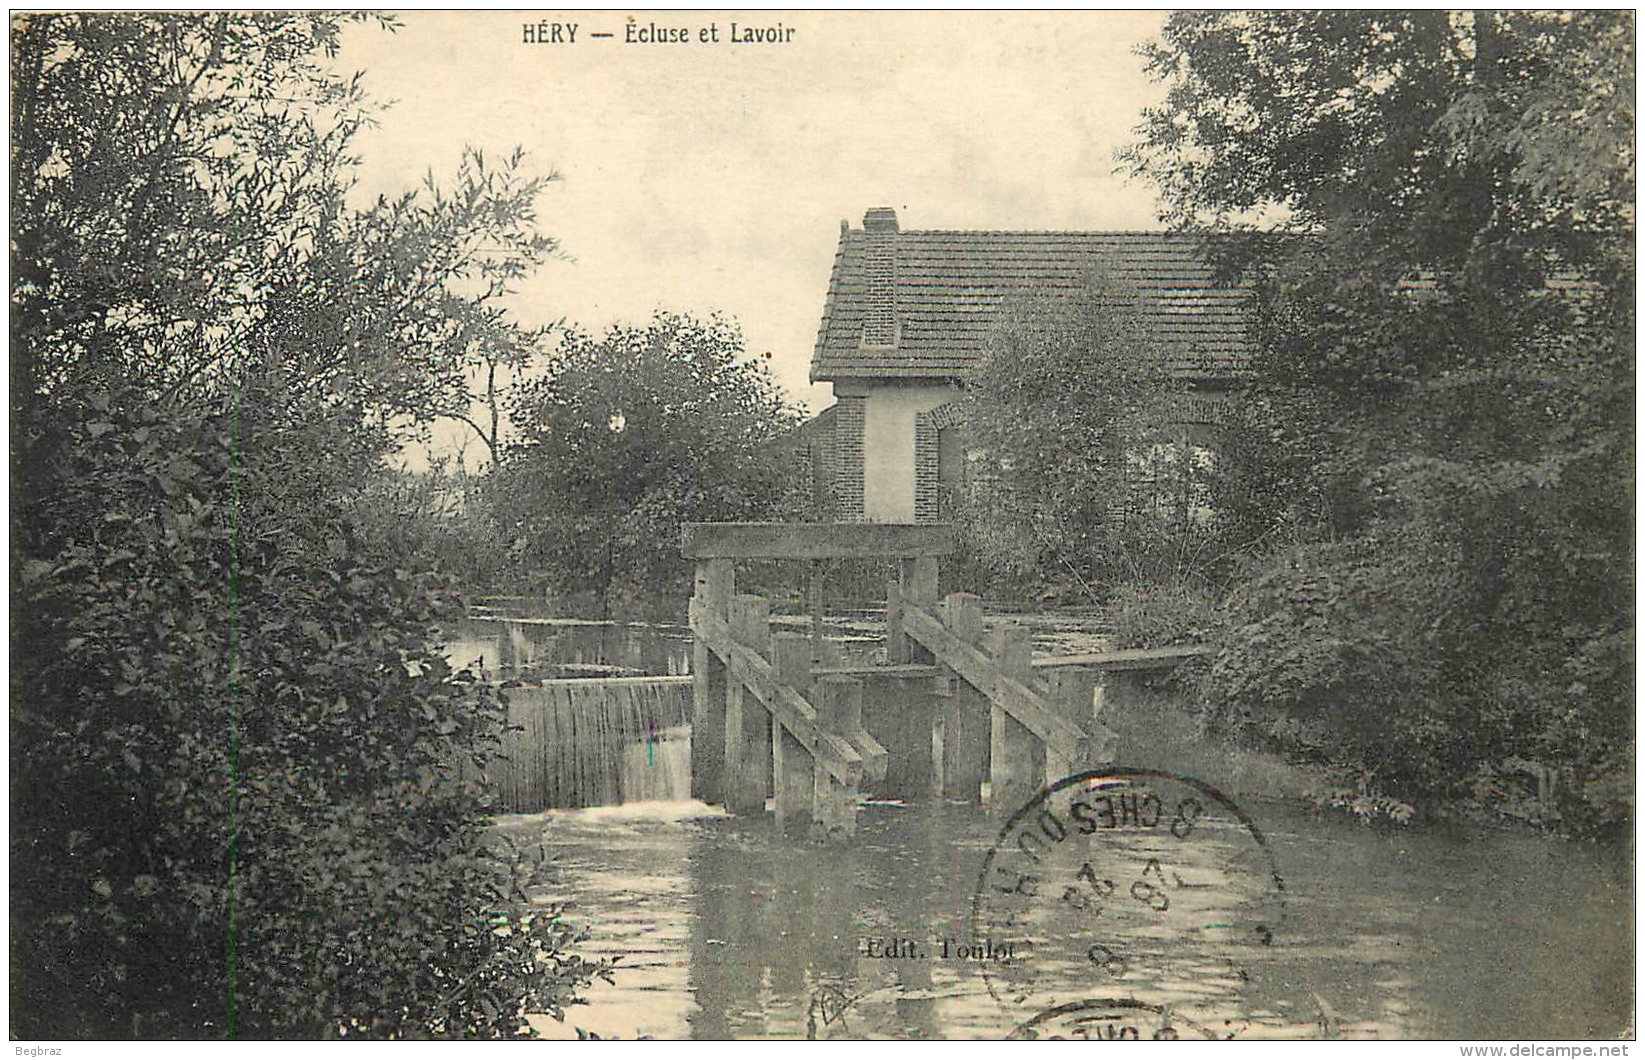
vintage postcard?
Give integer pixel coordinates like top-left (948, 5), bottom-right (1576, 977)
top-left (9, 9), bottom-right (1634, 1047)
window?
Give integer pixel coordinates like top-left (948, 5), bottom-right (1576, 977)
top-left (1120, 438), bottom-right (1217, 528)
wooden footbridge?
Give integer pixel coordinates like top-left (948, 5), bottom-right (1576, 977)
top-left (684, 522), bottom-right (1207, 838)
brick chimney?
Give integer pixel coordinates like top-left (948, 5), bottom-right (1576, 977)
top-left (861, 206), bottom-right (898, 347)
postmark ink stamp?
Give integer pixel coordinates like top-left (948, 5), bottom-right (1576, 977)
top-left (971, 768), bottom-right (1286, 1035)
top-left (1006, 998), bottom-right (1223, 1041)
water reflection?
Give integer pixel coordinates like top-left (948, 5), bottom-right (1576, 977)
top-left (502, 799), bottom-right (1630, 1041)
top-left (446, 616), bottom-right (693, 681)
top-left (973, 773), bottom-right (1290, 1034)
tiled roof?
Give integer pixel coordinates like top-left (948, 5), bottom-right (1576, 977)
top-left (810, 219), bottom-right (1257, 382)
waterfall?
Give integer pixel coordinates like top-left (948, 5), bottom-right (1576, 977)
top-left (487, 677), bottom-right (694, 811)
top-left (619, 725), bottom-right (692, 803)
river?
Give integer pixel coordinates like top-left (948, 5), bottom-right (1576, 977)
top-left (496, 795), bottom-right (1629, 1041)
top-left (452, 611), bottom-right (1632, 1041)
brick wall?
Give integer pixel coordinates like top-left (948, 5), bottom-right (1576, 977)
top-left (829, 394), bottom-right (867, 521)
top-left (913, 400), bottom-right (966, 523)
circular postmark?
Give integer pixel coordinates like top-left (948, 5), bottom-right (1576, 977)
top-left (1006, 998), bottom-right (1224, 1041)
top-left (970, 769), bottom-right (1285, 1033)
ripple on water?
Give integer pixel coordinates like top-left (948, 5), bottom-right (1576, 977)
top-left (507, 798), bottom-right (1630, 1040)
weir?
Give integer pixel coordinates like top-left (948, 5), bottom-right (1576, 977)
top-left (489, 676), bottom-right (693, 811)
top-left (468, 525), bottom-right (1209, 821)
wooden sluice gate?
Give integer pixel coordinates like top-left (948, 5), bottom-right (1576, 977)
top-left (683, 522), bottom-right (1149, 839)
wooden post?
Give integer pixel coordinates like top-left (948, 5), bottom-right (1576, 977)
top-left (867, 673), bottom-right (930, 799)
top-left (770, 633), bottom-right (814, 836)
top-left (889, 555), bottom-right (937, 664)
top-left (1044, 667), bottom-right (1099, 784)
top-left (895, 561), bottom-right (936, 800)
top-left (1087, 671), bottom-right (1120, 766)
top-left (886, 579), bottom-right (908, 665)
top-left (807, 560), bottom-right (825, 661)
top-left (690, 559), bottom-right (733, 804)
top-left (812, 675), bottom-right (863, 839)
top-left (876, 560), bottom-right (928, 798)
top-left (901, 557), bottom-right (940, 620)
top-left (724, 595), bottom-right (773, 817)
top-left (928, 671), bottom-right (949, 800)
top-left (860, 665), bottom-right (897, 796)
top-left (986, 621), bottom-right (1040, 815)
top-left (939, 592), bottom-right (990, 804)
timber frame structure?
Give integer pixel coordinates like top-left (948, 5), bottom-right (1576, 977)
top-left (684, 522), bottom-right (1201, 838)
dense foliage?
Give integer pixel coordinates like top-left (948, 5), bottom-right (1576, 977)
top-left (11, 13), bottom-right (556, 448)
top-left (13, 388), bottom-right (609, 1037)
top-left (356, 465), bottom-right (514, 593)
top-left (962, 281), bottom-right (1277, 596)
top-left (1124, 11), bottom-right (1634, 828)
top-left (11, 12), bottom-right (605, 1036)
top-left (492, 311), bottom-right (804, 602)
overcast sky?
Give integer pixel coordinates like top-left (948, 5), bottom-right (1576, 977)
top-left (336, 10), bottom-right (1172, 464)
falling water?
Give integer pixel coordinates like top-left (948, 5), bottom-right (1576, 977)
top-left (486, 677), bottom-right (694, 811)
top-left (443, 615), bottom-right (697, 811)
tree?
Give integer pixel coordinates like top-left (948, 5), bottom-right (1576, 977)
top-left (493, 311), bottom-right (803, 602)
top-left (1124, 12), bottom-right (1632, 420)
top-left (13, 384), bottom-right (611, 1037)
top-left (10, 12), bottom-right (606, 1035)
top-left (1125, 12), bottom-right (1634, 826)
top-left (962, 279), bottom-right (1274, 596)
top-left (292, 146), bottom-right (561, 461)
top-left (11, 13), bottom-right (557, 444)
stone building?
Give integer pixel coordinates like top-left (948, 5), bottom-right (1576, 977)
top-left (803, 207), bottom-right (1255, 524)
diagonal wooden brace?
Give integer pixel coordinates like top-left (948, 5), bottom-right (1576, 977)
top-left (900, 601), bottom-right (1090, 748)
top-left (691, 602), bottom-right (873, 785)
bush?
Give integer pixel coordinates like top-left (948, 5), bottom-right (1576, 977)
top-left (353, 467), bottom-right (512, 593)
top-left (1207, 540), bottom-right (1471, 797)
top-left (1205, 523), bottom-right (1632, 832)
top-left (1107, 580), bottom-right (1221, 694)
top-left (11, 387), bottom-right (608, 1037)
top-left (1109, 580), bottom-right (1220, 650)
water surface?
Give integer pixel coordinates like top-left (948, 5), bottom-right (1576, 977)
top-left (503, 797), bottom-right (1631, 1040)
top-left (461, 611), bottom-right (1630, 1039)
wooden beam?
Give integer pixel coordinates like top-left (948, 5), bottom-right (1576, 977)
top-left (813, 676), bottom-right (864, 838)
top-left (1032, 645), bottom-right (1214, 671)
top-left (901, 602), bottom-right (1089, 748)
top-left (806, 560), bottom-right (824, 655)
top-left (724, 595), bottom-right (773, 817)
top-left (885, 580), bottom-right (907, 665)
top-left (691, 606), bottom-right (881, 783)
top-left (523, 675), bottom-right (694, 688)
top-left (773, 719), bottom-right (811, 836)
top-left (938, 593), bottom-right (988, 804)
top-left (810, 664), bottom-right (942, 680)
top-left (681, 521), bottom-right (955, 560)
top-left (1043, 667), bottom-right (1105, 782)
top-left (901, 557), bottom-right (941, 677)
top-left (846, 722), bottom-right (889, 773)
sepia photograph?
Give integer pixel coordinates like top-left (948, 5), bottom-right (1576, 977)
top-left (8, 8), bottom-right (1635, 1045)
